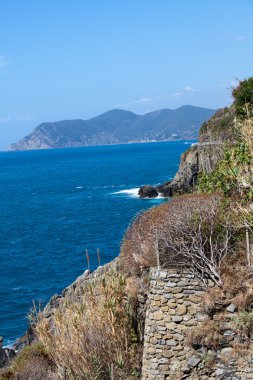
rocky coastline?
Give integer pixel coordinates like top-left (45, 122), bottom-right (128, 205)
top-left (138, 107), bottom-right (236, 198)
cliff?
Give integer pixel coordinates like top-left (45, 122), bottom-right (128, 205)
top-left (140, 106), bottom-right (236, 197)
top-left (9, 106), bottom-right (215, 151)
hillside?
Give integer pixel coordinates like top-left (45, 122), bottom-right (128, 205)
top-left (9, 105), bottom-right (215, 151)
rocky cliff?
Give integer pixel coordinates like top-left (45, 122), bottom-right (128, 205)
top-left (140, 106), bottom-right (236, 197)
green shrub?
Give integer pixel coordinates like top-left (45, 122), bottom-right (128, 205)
top-left (232, 77), bottom-right (253, 117)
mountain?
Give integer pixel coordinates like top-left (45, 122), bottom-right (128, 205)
top-left (9, 105), bottom-right (216, 151)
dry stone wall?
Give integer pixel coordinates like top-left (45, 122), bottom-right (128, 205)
top-left (142, 268), bottom-right (206, 379)
top-left (141, 268), bottom-right (253, 380)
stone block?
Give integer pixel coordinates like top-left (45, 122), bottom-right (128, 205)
top-left (174, 293), bottom-right (184, 299)
top-left (177, 304), bottom-right (187, 315)
top-left (172, 316), bottom-right (183, 323)
top-left (153, 311), bottom-right (164, 320)
top-left (188, 295), bottom-right (202, 303)
top-left (166, 339), bottom-right (178, 346)
top-left (165, 281), bottom-right (177, 287)
top-left (171, 287), bottom-right (183, 294)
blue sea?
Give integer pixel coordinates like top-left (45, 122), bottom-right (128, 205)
top-left (0, 141), bottom-right (192, 345)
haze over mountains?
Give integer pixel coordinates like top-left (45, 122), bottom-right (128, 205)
top-left (10, 106), bottom-right (216, 151)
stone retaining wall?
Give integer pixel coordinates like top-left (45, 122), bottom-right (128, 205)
top-left (141, 268), bottom-right (207, 379)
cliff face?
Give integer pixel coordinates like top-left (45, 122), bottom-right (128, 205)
top-left (157, 107), bottom-right (236, 196)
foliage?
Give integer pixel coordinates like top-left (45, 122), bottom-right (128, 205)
top-left (196, 106), bottom-right (253, 201)
top-left (36, 271), bottom-right (141, 380)
top-left (232, 77), bottom-right (253, 117)
top-left (233, 311), bottom-right (253, 339)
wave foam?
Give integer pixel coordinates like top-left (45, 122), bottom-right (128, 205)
top-left (114, 188), bottom-right (140, 198)
top-left (114, 188), bottom-right (165, 200)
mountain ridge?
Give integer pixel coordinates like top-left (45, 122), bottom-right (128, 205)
top-left (10, 105), bottom-right (216, 151)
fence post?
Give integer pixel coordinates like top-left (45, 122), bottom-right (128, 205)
top-left (63, 367), bottom-right (66, 380)
top-left (15, 373), bottom-right (20, 380)
top-left (110, 363), bottom-right (114, 380)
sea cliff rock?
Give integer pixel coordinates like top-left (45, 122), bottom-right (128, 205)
top-left (139, 185), bottom-right (158, 198)
top-left (142, 107), bottom-right (236, 197)
top-left (0, 337), bottom-right (15, 368)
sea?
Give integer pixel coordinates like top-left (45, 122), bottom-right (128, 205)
top-left (0, 140), bottom-right (193, 345)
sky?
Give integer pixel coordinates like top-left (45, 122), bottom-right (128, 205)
top-left (0, 0), bottom-right (253, 149)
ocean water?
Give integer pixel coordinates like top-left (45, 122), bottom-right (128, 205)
top-left (0, 141), bottom-right (192, 345)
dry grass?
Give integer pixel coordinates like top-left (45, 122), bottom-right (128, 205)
top-left (221, 266), bottom-right (249, 296)
top-left (233, 311), bottom-right (253, 340)
top-left (36, 271), bottom-right (141, 380)
top-left (186, 319), bottom-right (222, 350)
top-left (202, 287), bottom-right (224, 317)
top-left (233, 288), bottom-right (253, 311)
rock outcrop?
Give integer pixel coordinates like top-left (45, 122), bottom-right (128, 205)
top-left (139, 185), bottom-right (159, 198)
top-left (0, 337), bottom-right (15, 368)
top-left (143, 107), bottom-right (236, 197)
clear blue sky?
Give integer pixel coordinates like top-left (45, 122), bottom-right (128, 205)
top-left (0, 0), bottom-right (252, 149)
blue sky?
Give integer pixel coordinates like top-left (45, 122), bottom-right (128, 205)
top-left (0, 0), bottom-right (252, 149)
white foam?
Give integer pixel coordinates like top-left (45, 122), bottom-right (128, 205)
top-left (76, 186), bottom-right (83, 189)
top-left (114, 188), bottom-right (165, 200)
top-left (114, 188), bottom-right (140, 198)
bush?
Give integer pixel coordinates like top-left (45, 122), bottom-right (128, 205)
top-left (0, 342), bottom-right (56, 380)
top-left (36, 271), bottom-right (141, 380)
top-left (120, 193), bottom-right (236, 286)
top-left (232, 77), bottom-right (253, 117)
top-left (233, 311), bottom-right (253, 339)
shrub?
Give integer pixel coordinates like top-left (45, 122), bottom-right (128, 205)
top-left (186, 319), bottom-right (222, 350)
top-left (232, 77), bottom-right (253, 117)
top-left (233, 311), bottom-right (253, 339)
top-left (233, 289), bottom-right (253, 311)
top-left (36, 271), bottom-right (141, 380)
top-left (197, 99), bottom-right (253, 201)
top-left (0, 342), bottom-right (56, 380)
top-left (120, 193), bottom-right (236, 286)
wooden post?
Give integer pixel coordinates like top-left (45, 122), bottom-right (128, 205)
top-left (15, 373), bottom-right (20, 380)
top-left (110, 363), bottom-right (114, 380)
top-left (63, 368), bottom-right (66, 380)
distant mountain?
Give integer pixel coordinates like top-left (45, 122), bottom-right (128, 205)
top-left (10, 106), bottom-right (216, 151)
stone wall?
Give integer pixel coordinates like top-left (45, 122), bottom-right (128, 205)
top-left (142, 268), bottom-right (206, 379)
top-left (141, 268), bottom-right (253, 380)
